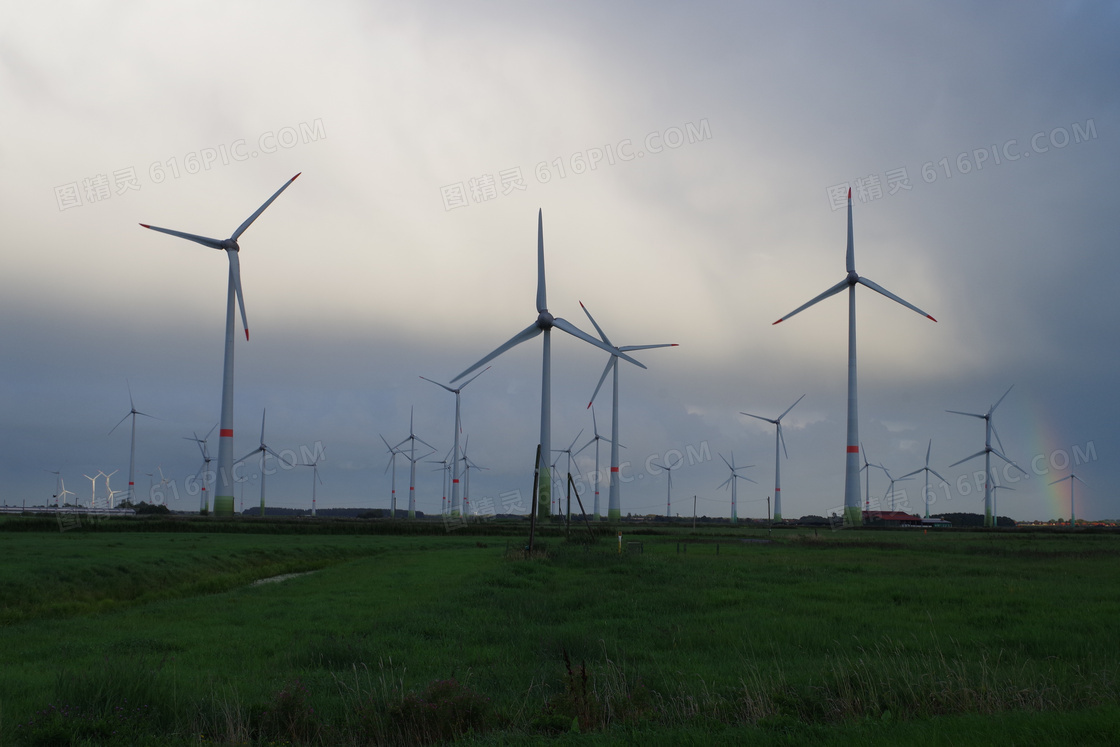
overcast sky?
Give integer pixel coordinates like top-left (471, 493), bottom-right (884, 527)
top-left (2, 1), bottom-right (1116, 521)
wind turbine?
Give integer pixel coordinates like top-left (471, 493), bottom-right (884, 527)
top-left (47, 469), bottom-right (61, 507)
top-left (551, 430), bottom-right (584, 517)
top-left (234, 409), bottom-right (292, 517)
top-left (859, 443), bottom-right (886, 513)
top-left (651, 456), bottom-right (683, 518)
top-left (581, 301), bottom-right (676, 521)
top-left (901, 439), bottom-right (948, 518)
top-left (460, 438), bottom-right (487, 517)
top-left (425, 448), bottom-right (453, 516)
top-left (140, 173), bottom-right (300, 517)
top-left (420, 367), bottom-right (489, 518)
top-left (84, 472), bottom-right (104, 509)
top-left (990, 483), bottom-right (1015, 526)
top-left (108, 381), bottom-right (157, 506)
top-left (880, 467), bottom-right (912, 512)
top-left (185, 425), bottom-right (217, 514)
top-left (379, 434), bottom-right (404, 518)
top-left (948, 386), bottom-right (1026, 528)
top-left (772, 189), bottom-right (936, 526)
top-left (1049, 474), bottom-right (1086, 525)
top-left (741, 394), bottom-right (804, 521)
top-left (574, 406), bottom-right (611, 521)
top-left (717, 452), bottom-right (756, 524)
top-left (394, 408), bottom-right (435, 519)
top-left (450, 210), bottom-right (643, 521)
top-left (57, 479), bottom-right (75, 507)
top-left (299, 454), bottom-right (323, 517)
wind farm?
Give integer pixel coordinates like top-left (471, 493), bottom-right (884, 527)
top-left (3, 4), bottom-right (1117, 744)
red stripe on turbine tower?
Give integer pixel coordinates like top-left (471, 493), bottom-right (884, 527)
top-left (611, 467), bottom-right (619, 472)
top-left (847, 445), bottom-right (859, 453)
top-left (220, 429), bottom-right (233, 438)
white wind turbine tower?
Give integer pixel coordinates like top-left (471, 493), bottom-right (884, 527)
top-left (717, 452), bottom-right (756, 524)
top-left (948, 386), bottom-right (1026, 528)
top-left (185, 426), bottom-right (217, 514)
top-left (108, 381), bottom-right (157, 506)
top-left (235, 409), bottom-right (292, 517)
top-left (990, 483), bottom-right (1015, 526)
top-left (773, 189), bottom-right (936, 526)
top-left (651, 456), bottom-right (683, 518)
top-left (140, 174), bottom-right (299, 517)
top-left (84, 472), bottom-right (104, 509)
top-left (1049, 474), bottom-right (1086, 525)
top-left (299, 454), bottom-right (323, 517)
top-left (574, 406), bottom-right (611, 521)
top-left (379, 435), bottom-right (404, 518)
top-left (458, 436), bottom-right (488, 516)
top-left (425, 448), bottom-right (453, 515)
top-left (420, 367), bottom-right (489, 518)
top-left (395, 408), bottom-right (436, 519)
top-left (102, 470), bottom-right (119, 508)
top-left (451, 210), bottom-right (641, 520)
top-left (901, 440), bottom-right (948, 518)
top-left (741, 394), bottom-right (804, 521)
top-left (581, 302), bottom-right (676, 521)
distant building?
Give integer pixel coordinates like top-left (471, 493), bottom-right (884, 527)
top-left (863, 510), bottom-right (924, 527)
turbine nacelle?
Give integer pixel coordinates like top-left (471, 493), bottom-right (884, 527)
top-left (536, 310), bottom-right (555, 329)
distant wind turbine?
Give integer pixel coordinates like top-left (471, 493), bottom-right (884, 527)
top-left (859, 442), bottom-right (886, 514)
top-left (773, 189), bottom-right (936, 526)
top-left (420, 367), bottom-right (489, 518)
top-left (718, 452), bottom-right (756, 524)
top-left (948, 386), bottom-right (1026, 528)
top-left (451, 210), bottom-right (641, 520)
top-left (901, 439), bottom-right (948, 518)
top-left (379, 434), bottom-right (404, 518)
top-left (108, 381), bottom-right (157, 506)
top-left (551, 430), bottom-right (584, 518)
top-left (460, 437), bottom-right (488, 517)
top-left (395, 408), bottom-right (435, 519)
top-left (141, 174), bottom-right (300, 517)
top-left (581, 301), bottom-right (676, 521)
top-left (651, 456), bottom-right (683, 518)
top-left (84, 472), bottom-right (104, 509)
top-left (880, 467), bottom-right (912, 512)
top-left (574, 406), bottom-right (611, 521)
top-left (1049, 473), bottom-right (1086, 524)
top-left (741, 394), bottom-right (804, 521)
top-left (185, 425), bottom-right (217, 514)
top-left (235, 409), bottom-right (292, 517)
top-left (57, 479), bottom-right (75, 507)
top-left (299, 453), bottom-right (323, 517)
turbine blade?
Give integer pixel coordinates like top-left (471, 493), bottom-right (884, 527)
top-left (618, 343), bottom-right (677, 352)
top-left (234, 446), bottom-right (265, 465)
top-left (231, 173), bottom-right (300, 240)
top-left (587, 357), bottom-right (615, 408)
top-left (740, 412), bottom-right (777, 425)
top-left (1073, 474), bottom-right (1087, 485)
top-left (458, 365), bottom-right (491, 390)
top-left (900, 467), bottom-right (923, 479)
top-left (856, 276), bottom-right (937, 321)
top-left (578, 301), bottom-right (611, 345)
top-left (228, 250), bottom-right (249, 340)
top-left (949, 450), bottom-right (986, 468)
top-left (260, 409), bottom-right (267, 443)
top-left (719, 452), bottom-right (733, 470)
top-left (946, 409), bottom-right (986, 419)
top-left (536, 209), bottom-right (547, 313)
top-left (991, 385), bottom-right (1015, 414)
top-left (139, 224), bottom-right (225, 249)
top-left (452, 322), bottom-right (541, 382)
top-left (772, 278), bottom-right (849, 325)
top-left (929, 469), bottom-right (948, 483)
top-left (990, 422), bottom-right (1007, 454)
top-left (108, 411), bottom-right (131, 436)
top-left (574, 437), bottom-right (596, 456)
top-left (264, 446), bottom-right (292, 467)
top-left (925, 439), bottom-right (932, 467)
top-left (846, 188), bottom-right (855, 274)
top-left (566, 429), bottom-right (584, 452)
top-left (553, 317), bottom-right (646, 368)
top-left (718, 476), bottom-right (732, 491)
top-left (1047, 476), bottom-right (1069, 486)
top-left (990, 447), bottom-right (1028, 475)
top-left (777, 393), bottom-right (806, 422)
top-left (420, 375), bottom-right (456, 394)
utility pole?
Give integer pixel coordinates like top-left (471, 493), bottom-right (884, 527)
top-left (693, 495), bottom-right (697, 529)
top-left (767, 495), bottom-right (772, 537)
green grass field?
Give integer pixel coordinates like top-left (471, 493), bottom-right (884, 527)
top-left (2, 517), bottom-right (1119, 745)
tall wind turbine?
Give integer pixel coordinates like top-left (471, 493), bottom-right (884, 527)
top-left (1049, 474), bottom-right (1086, 524)
top-left (718, 452), bottom-right (756, 524)
top-left (140, 174), bottom-right (299, 517)
top-left (741, 394), bottom-right (804, 521)
top-left (451, 210), bottom-right (641, 520)
top-left (651, 457), bottom-right (683, 518)
top-left (420, 367), bottom-right (489, 518)
top-left (234, 409), bottom-right (292, 517)
top-left (575, 406), bottom-right (611, 521)
top-left (108, 381), bottom-right (157, 506)
top-left (380, 434), bottom-right (404, 518)
top-left (773, 189), bottom-right (936, 526)
top-left (299, 454), bottom-right (323, 517)
top-left (185, 425), bottom-right (217, 514)
top-left (581, 302), bottom-right (676, 521)
top-left (948, 386), bottom-right (1026, 528)
top-left (901, 439), bottom-right (948, 518)
top-left (395, 408), bottom-right (435, 519)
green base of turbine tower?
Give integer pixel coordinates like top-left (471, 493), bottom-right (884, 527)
top-left (213, 495), bottom-right (235, 517)
top-left (608, 508), bottom-right (621, 521)
top-left (538, 467), bottom-right (551, 521)
top-left (843, 505), bottom-right (861, 528)
top-left (774, 512), bottom-right (782, 521)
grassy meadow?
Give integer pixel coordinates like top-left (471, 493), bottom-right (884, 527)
top-left (1, 517), bottom-right (1119, 745)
